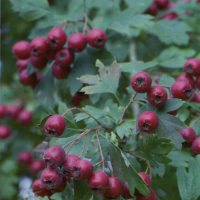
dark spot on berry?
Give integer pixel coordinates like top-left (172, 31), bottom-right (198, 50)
top-left (50, 39), bottom-right (57, 46)
top-left (185, 89), bottom-right (192, 97)
top-left (33, 48), bottom-right (39, 56)
top-left (136, 77), bottom-right (144, 86)
top-left (154, 95), bottom-right (162, 103)
top-left (186, 65), bottom-right (194, 73)
top-left (59, 53), bottom-right (66, 59)
top-left (142, 123), bottom-right (149, 130)
top-left (46, 180), bottom-right (53, 185)
top-left (96, 38), bottom-right (103, 45)
top-left (92, 187), bottom-right (99, 192)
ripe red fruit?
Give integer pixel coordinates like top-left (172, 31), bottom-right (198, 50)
top-left (68, 33), bottom-right (87, 52)
top-left (196, 75), bottom-right (200, 89)
top-left (18, 110), bottom-right (33, 125)
top-left (55, 48), bottom-right (74, 67)
top-left (17, 151), bottom-right (32, 166)
top-left (192, 93), bottom-right (200, 103)
top-left (131, 72), bottom-right (152, 93)
top-left (171, 81), bottom-right (193, 100)
top-left (71, 92), bottom-right (89, 107)
top-left (45, 114), bottom-right (66, 137)
top-left (30, 37), bottom-right (48, 57)
top-left (103, 177), bottom-right (123, 199)
top-left (161, 12), bottom-right (179, 20)
top-left (30, 160), bottom-right (45, 173)
top-left (30, 55), bottom-right (48, 68)
top-left (45, 48), bottom-right (57, 60)
top-left (19, 69), bottom-right (37, 86)
top-left (16, 58), bottom-right (30, 72)
top-left (123, 181), bottom-right (133, 199)
top-left (192, 137), bottom-right (200, 155)
top-left (41, 168), bottom-right (63, 189)
top-left (30, 73), bottom-right (43, 89)
top-left (32, 179), bottom-right (52, 197)
top-left (0, 104), bottom-right (7, 119)
top-left (155, 0), bottom-right (169, 10)
top-left (0, 125), bottom-right (11, 139)
top-left (177, 74), bottom-right (195, 88)
top-left (167, 96), bottom-right (179, 116)
top-left (47, 28), bottom-right (67, 50)
top-left (51, 62), bottom-right (71, 79)
top-left (147, 86), bottom-right (168, 107)
top-left (138, 111), bottom-right (159, 132)
top-left (178, 127), bottom-right (196, 148)
top-left (184, 58), bottom-right (200, 77)
top-left (138, 172), bottom-right (151, 188)
top-left (87, 171), bottom-right (109, 194)
top-left (12, 41), bottom-right (30, 59)
top-left (155, 77), bottom-right (160, 84)
top-left (72, 159), bottom-right (93, 180)
top-left (63, 155), bottom-right (81, 176)
top-left (44, 145), bottom-right (66, 169)
top-left (137, 189), bottom-right (156, 200)
top-left (51, 177), bottom-right (67, 193)
top-left (145, 2), bottom-right (158, 16)
top-left (87, 29), bottom-right (107, 48)
top-left (6, 105), bottom-right (20, 119)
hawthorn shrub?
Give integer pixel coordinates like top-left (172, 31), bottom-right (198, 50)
top-left (1, 0), bottom-right (200, 200)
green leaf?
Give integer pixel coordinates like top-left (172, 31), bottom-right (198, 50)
top-left (79, 60), bottom-right (121, 95)
top-left (176, 155), bottom-right (200, 200)
top-left (116, 121), bottom-right (134, 139)
top-left (27, 62), bottom-right (35, 75)
top-left (120, 61), bottom-right (158, 73)
top-left (158, 75), bottom-right (176, 87)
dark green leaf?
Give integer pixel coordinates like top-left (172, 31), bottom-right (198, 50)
top-left (27, 62), bottom-right (35, 75)
top-left (116, 121), bottom-right (134, 139)
top-left (158, 74), bottom-right (175, 87)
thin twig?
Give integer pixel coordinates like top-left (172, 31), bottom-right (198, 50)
top-left (133, 99), bottom-right (149, 103)
top-left (93, 160), bottom-right (103, 167)
top-left (83, 13), bottom-right (87, 35)
top-left (191, 117), bottom-right (200, 128)
top-left (124, 150), bottom-right (146, 161)
top-left (79, 135), bottom-right (87, 158)
top-left (105, 160), bottom-right (113, 177)
top-left (152, 85), bottom-right (171, 88)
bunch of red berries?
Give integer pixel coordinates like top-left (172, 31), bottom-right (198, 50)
top-left (12, 26), bottom-right (107, 87)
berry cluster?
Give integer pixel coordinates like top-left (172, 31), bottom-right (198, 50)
top-left (0, 103), bottom-right (33, 139)
top-left (12, 25), bottom-right (107, 87)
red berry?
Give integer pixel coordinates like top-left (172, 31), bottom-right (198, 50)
top-left (87, 29), bottom-right (107, 48)
top-left (41, 168), bottom-right (63, 189)
top-left (45, 48), bottom-right (58, 60)
top-left (137, 189), bottom-right (156, 200)
top-left (55, 48), bottom-right (74, 67)
top-left (51, 176), bottom-right (67, 193)
top-left (161, 12), bottom-right (179, 20)
top-left (179, 127), bottom-right (196, 148)
top-left (196, 75), bottom-right (200, 89)
top-left (138, 111), bottom-right (159, 132)
top-left (192, 137), bottom-right (200, 155)
top-left (32, 179), bottom-right (52, 197)
top-left (16, 58), bottom-right (30, 72)
top-left (68, 33), bottom-right (87, 52)
top-left (145, 2), bottom-right (158, 16)
top-left (0, 125), bottom-right (11, 139)
top-left (103, 177), bottom-right (123, 199)
top-left (177, 74), bottom-right (195, 88)
top-left (51, 62), bottom-right (71, 79)
top-left (17, 151), bottom-right (32, 166)
top-left (138, 172), bottom-right (151, 188)
top-left (47, 28), bottom-right (67, 50)
top-left (123, 181), bottom-right (133, 199)
top-left (12, 41), bottom-right (30, 59)
top-left (19, 69), bottom-right (37, 86)
top-left (155, 77), bottom-right (160, 84)
top-left (44, 145), bottom-right (66, 170)
top-left (6, 105), bottom-right (20, 119)
top-left (147, 86), bottom-right (168, 107)
top-left (71, 92), bottom-right (89, 107)
top-left (171, 81), bottom-right (193, 100)
top-left (30, 37), bottom-right (48, 57)
top-left (192, 93), bottom-right (200, 103)
top-left (30, 55), bottom-right (48, 68)
top-left (18, 110), bottom-right (33, 125)
top-left (30, 160), bottom-right (45, 173)
top-left (167, 96), bottom-right (179, 116)
top-left (131, 72), bottom-right (152, 93)
top-left (45, 114), bottom-right (66, 137)
top-left (0, 104), bottom-right (7, 119)
top-left (184, 58), bottom-right (200, 77)
top-left (87, 171), bottom-right (109, 194)
top-left (30, 73), bottom-right (43, 89)
top-left (63, 155), bottom-right (81, 177)
top-left (155, 0), bottom-right (169, 10)
top-left (72, 159), bottom-right (93, 180)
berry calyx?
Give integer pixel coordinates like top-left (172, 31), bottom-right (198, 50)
top-left (30, 160), bottom-right (45, 173)
top-left (155, 0), bottom-right (169, 10)
top-left (6, 105), bottom-right (20, 119)
top-left (103, 177), bottom-right (123, 199)
top-left (147, 86), bottom-right (168, 107)
top-left (177, 74), bottom-right (195, 88)
top-left (87, 171), bottom-right (109, 194)
top-left (184, 58), bottom-right (200, 77)
top-left (0, 104), bottom-right (7, 119)
top-left (18, 110), bottom-right (33, 125)
top-left (47, 28), bottom-right (67, 50)
top-left (131, 72), bottom-right (152, 93)
top-left (72, 159), bottom-right (93, 180)
top-left (123, 181), bottom-right (133, 199)
top-left (19, 69), bottom-right (37, 86)
top-left (30, 55), bottom-right (48, 68)
top-left (45, 114), bottom-right (66, 137)
top-left (171, 81), bottom-right (193, 100)
top-left (17, 151), bottom-right (32, 166)
top-left (43, 145), bottom-right (66, 169)
top-left (87, 29), bottom-right (107, 48)
top-left (138, 111), bottom-right (159, 132)
top-left (192, 137), bottom-right (200, 155)
top-left (51, 62), bottom-right (71, 79)
top-left (16, 58), bottom-right (30, 72)
top-left (137, 189), bottom-right (156, 200)
top-left (138, 172), bottom-right (151, 188)
top-left (167, 96), bottom-right (179, 116)
top-left (30, 37), bottom-right (48, 57)
top-left (12, 41), bottom-right (30, 59)
top-left (0, 125), bottom-right (11, 139)
top-left (32, 179), bottom-right (52, 197)
top-left (41, 167), bottom-right (63, 189)
top-left (178, 127), bottom-right (196, 148)
top-left (68, 33), bottom-right (87, 52)
top-left (55, 48), bottom-right (75, 67)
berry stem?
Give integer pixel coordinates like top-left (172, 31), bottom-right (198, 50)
top-left (145, 161), bottom-right (152, 179)
top-left (118, 92), bottom-right (138, 125)
top-left (152, 85), bottom-right (171, 88)
top-left (133, 98), bottom-right (148, 103)
top-left (79, 135), bottom-right (87, 158)
top-left (191, 117), bottom-right (200, 128)
top-left (83, 14), bottom-right (88, 35)
top-left (105, 159), bottom-right (114, 177)
top-left (188, 89), bottom-right (199, 102)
